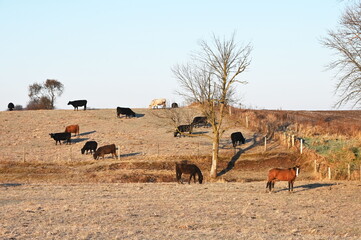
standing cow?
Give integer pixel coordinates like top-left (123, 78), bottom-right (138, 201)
top-left (65, 124), bottom-right (80, 137)
top-left (231, 132), bottom-right (246, 148)
top-left (149, 98), bottom-right (166, 109)
top-left (49, 132), bottom-right (71, 145)
top-left (68, 100), bottom-right (87, 110)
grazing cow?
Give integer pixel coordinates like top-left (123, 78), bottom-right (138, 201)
top-left (65, 124), bottom-right (80, 136)
top-left (8, 102), bottom-right (15, 111)
top-left (191, 116), bottom-right (208, 128)
top-left (266, 166), bottom-right (300, 192)
top-left (171, 102), bottom-right (179, 108)
top-left (81, 141), bottom-right (98, 154)
top-left (174, 124), bottom-right (193, 137)
top-left (93, 144), bottom-right (118, 160)
top-left (49, 132), bottom-right (71, 145)
top-left (231, 132), bottom-right (246, 148)
top-left (68, 100), bottom-right (87, 110)
top-left (149, 98), bottom-right (166, 109)
top-left (116, 107), bottom-right (136, 118)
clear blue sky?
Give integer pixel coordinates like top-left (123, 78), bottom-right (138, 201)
top-left (0, 0), bottom-right (351, 110)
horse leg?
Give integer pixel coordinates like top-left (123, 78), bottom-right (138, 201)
top-left (176, 172), bottom-right (182, 184)
top-left (188, 174), bottom-right (192, 184)
top-left (266, 181), bottom-right (271, 192)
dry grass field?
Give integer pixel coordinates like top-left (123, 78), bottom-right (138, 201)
top-left (1, 108), bottom-right (361, 239)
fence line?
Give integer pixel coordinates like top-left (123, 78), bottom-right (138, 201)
top-left (0, 141), bottom-right (219, 163)
top-left (313, 160), bottom-right (361, 181)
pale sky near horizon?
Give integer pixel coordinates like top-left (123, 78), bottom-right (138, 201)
top-left (0, 0), bottom-right (354, 110)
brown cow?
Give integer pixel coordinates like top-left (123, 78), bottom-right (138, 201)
top-left (65, 124), bottom-right (79, 137)
top-left (93, 144), bottom-right (118, 160)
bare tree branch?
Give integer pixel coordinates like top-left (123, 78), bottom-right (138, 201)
top-left (173, 33), bottom-right (252, 178)
top-left (322, 2), bottom-right (361, 108)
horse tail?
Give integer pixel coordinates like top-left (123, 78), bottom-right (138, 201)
top-left (175, 163), bottom-right (181, 183)
top-left (195, 166), bottom-right (203, 183)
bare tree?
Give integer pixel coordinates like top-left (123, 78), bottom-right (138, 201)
top-left (173, 33), bottom-right (252, 178)
top-left (27, 79), bottom-right (64, 109)
top-left (322, 1), bottom-right (361, 108)
top-left (44, 79), bottom-right (64, 109)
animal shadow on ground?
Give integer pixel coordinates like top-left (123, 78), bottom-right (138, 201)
top-left (78, 131), bottom-right (96, 136)
top-left (119, 152), bottom-right (141, 158)
top-left (275, 183), bottom-right (338, 193)
top-left (217, 134), bottom-right (260, 177)
top-left (192, 131), bottom-right (209, 135)
top-left (135, 113), bottom-right (145, 118)
top-left (71, 137), bottom-right (89, 144)
top-left (0, 183), bottom-right (22, 187)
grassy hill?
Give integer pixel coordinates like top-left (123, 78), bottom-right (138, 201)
top-left (1, 107), bottom-right (360, 183)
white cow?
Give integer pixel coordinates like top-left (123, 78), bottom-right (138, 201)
top-left (149, 98), bottom-right (166, 109)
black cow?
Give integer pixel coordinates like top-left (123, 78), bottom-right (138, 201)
top-left (8, 102), bottom-right (15, 111)
top-left (174, 124), bottom-right (193, 137)
top-left (231, 132), bottom-right (245, 148)
top-left (192, 116), bottom-right (208, 128)
top-left (171, 102), bottom-right (179, 108)
top-left (68, 100), bottom-right (87, 110)
top-left (81, 141), bottom-right (98, 154)
top-left (49, 132), bottom-right (71, 145)
top-left (116, 107), bottom-right (136, 118)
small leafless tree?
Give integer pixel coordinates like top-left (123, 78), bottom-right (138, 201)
top-left (173, 33), bottom-right (252, 178)
top-left (27, 79), bottom-right (64, 109)
top-left (322, 1), bottom-right (361, 108)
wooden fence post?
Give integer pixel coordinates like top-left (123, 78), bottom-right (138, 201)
top-left (287, 135), bottom-right (290, 149)
top-left (264, 137), bottom-right (267, 152)
top-left (291, 135), bottom-right (295, 147)
top-left (328, 167), bottom-right (331, 180)
top-left (300, 139), bottom-right (303, 154)
top-left (69, 146), bottom-right (72, 162)
top-left (347, 164), bottom-right (351, 180)
top-left (314, 160), bottom-right (317, 173)
top-left (198, 142), bottom-right (200, 159)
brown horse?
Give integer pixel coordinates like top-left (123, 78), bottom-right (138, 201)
top-left (176, 162), bottom-right (203, 184)
top-left (266, 166), bottom-right (300, 192)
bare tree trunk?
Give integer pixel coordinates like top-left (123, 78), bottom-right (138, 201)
top-left (210, 132), bottom-right (219, 178)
